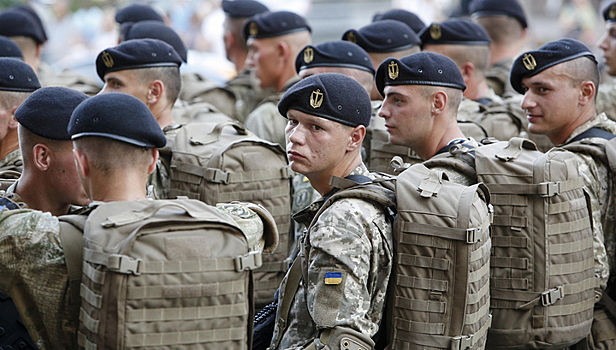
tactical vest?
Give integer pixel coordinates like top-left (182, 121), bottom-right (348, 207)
top-left (167, 121), bottom-right (293, 308)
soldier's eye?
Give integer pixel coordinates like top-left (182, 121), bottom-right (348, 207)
top-left (312, 124), bottom-right (322, 131)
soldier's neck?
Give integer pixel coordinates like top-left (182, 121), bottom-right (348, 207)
top-left (308, 155), bottom-right (362, 196)
top-left (15, 175), bottom-right (72, 216)
top-left (86, 171), bottom-right (148, 203)
top-left (0, 130), bottom-right (19, 160)
top-left (464, 80), bottom-right (491, 102)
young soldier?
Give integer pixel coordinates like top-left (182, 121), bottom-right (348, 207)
top-left (243, 11), bottom-right (311, 148)
top-left (510, 38), bottom-right (616, 349)
top-left (376, 52), bottom-right (476, 185)
top-left (269, 73), bottom-right (394, 350)
top-left (0, 92), bottom-right (275, 350)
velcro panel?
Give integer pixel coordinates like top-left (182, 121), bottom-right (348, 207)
top-left (396, 275), bottom-right (448, 292)
top-left (127, 279), bottom-right (246, 300)
top-left (126, 303), bottom-right (247, 322)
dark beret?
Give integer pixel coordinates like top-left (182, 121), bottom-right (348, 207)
top-left (295, 41), bottom-right (374, 74)
top-left (243, 11), bottom-right (311, 40)
top-left (122, 21), bottom-right (187, 62)
top-left (96, 39), bottom-right (183, 80)
top-left (0, 58), bottom-right (40, 92)
top-left (0, 9), bottom-right (46, 44)
top-left (278, 73), bottom-right (371, 127)
top-left (375, 52), bottom-right (466, 97)
top-left (510, 38), bottom-right (596, 94)
top-left (342, 20), bottom-right (421, 53)
top-left (372, 9), bottom-right (425, 34)
top-left (603, 2), bottom-right (616, 23)
top-left (14, 6), bottom-right (48, 42)
top-left (115, 4), bottom-right (164, 24)
top-left (470, 0), bottom-right (528, 28)
top-left (68, 92), bottom-right (166, 149)
top-left (0, 36), bottom-right (23, 59)
top-left (419, 18), bottom-right (491, 47)
top-left (15, 87), bottom-right (88, 141)
top-left (223, 0), bottom-right (269, 18)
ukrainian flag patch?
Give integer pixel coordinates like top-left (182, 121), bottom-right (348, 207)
top-left (324, 271), bottom-right (342, 285)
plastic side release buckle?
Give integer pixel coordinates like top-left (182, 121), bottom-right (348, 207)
top-left (207, 168), bottom-right (230, 184)
top-left (541, 286), bottom-right (564, 306)
top-left (451, 334), bottom-right (473, 350)
top-left (234, 251), bottom-right (263, 271)
top-left (539, 182), bottom-right (560, 197)
top-left (107, 254), bottom-right (142, 275)
top-left (466, 228), bottom-right (480, 244)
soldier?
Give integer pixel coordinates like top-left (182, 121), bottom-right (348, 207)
top-left (372, 8), bottom-right (426, 34)
top-left (121, 20), bottom-right (188, 63)
top-left (0, 92), bottom-right (274, 350)
top-left (0, 58), bottom-right (40, 175)
top-left (376, 52), bottom-right (477, 185)
top-left (115, 3), bottom-right (164, 41)
top-left (342, 19), bottom-right (421, 101)
top-left (596, 2), bottom-right (616, 122)
top-left (269, 73), bottom-right (394, 350)
top-left (469, 0), bottom-right (528, 97)
top-left (510, 38), bottom-right (616, 349)
top-left (243, 11), bottom-right (311, 148)
top-left (0, 35), bottom-right (24, 60)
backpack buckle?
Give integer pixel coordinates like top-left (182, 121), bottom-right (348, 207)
top-left (466, 228), bottom-right (480, 244)
top-left (539, 182), bottom-right (559, 197)
top-left (108, 255), bottom-right (142, 275)
top-left (452, 334), bottom-right (473, 350)
top-left (234, 251), bottom-right (263, 271)
top-left (541, 286), bottom-right (564, 306)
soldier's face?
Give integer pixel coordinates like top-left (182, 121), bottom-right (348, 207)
top-left (99, 70), bottom-right (150, 104)
top-left (520, 65), bottom-right (583, 144)
top-left (246, 38), bottom-right (281, 89)
top-left (379, 85), bottom-right (434, 157)
top-left (598, 22), bottom-right (616, 76)
top-left (285, 109), bottom-right (353, 179)
top-left (0, 104), bottom-right (13, 141)
top-left (53, 141), bottom-right (90, 206)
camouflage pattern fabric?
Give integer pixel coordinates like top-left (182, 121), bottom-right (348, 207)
top-left (596, 82), bottom-right (616, 123)
top-left (0, 149), bottom-right (23, 174)
top-left (146, 124), bottom-right (182, 199)
top-left (244, 77), bottom-right (300, 150)
top-left (270, 163), bottom-right (393, 349)
top-left (563, 113), bottom-right (616, 287)
top-left (485, 58), bottom-right (515, 97)
top-left (0, 201), bottom-right (271, 350)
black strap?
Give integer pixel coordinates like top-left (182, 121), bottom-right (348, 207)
top-left (567, 127), bottom-right (616, 144)
top-left (0, 292), bottom-right (37, 349)
top-left (323, 174), bottom-right (373, 203)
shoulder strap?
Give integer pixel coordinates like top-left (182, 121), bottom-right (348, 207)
top-left (567, 127), bottom-right (616, 144)
top-left (272, 257), bottom-right (302, 350)
top-left (58, 215), bottom-right (87, 304)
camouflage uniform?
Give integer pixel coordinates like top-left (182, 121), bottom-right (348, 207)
top-left (271, 163), bottom-right (394, 350)
top-left (0, 149), bottom-right (22, 173)
top-left (0, 201), bottom-right (271, 350)
top-left (562, 113), bottom-right (616, 287)
top-left (485, 58), bottom-right (515, 97)
top-left (596, 82), bottom-right (616, 122)
top-left (244, 77), bottom-right (300, 150)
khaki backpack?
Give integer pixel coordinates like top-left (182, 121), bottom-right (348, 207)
top-left (474, 138), bottom-right (597, 349)
top-left (368, 116), bottom-right (422, 174)
top-left (60, 199), bottom-right (267, 350)
top-left (168, 121), bottom-right (293, 308)
top-left (385, 163), bottom-right (492, 350)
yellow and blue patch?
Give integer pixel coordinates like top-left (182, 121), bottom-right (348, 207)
top-left (324, 271), bottom-right (342, 285)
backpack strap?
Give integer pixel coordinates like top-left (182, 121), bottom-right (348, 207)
top-left (58, 215), bottom-right (87, 305)
top-left (567, 127), bottom-right (616, 144)
top-left (271, 257), bottom-right (302, 350)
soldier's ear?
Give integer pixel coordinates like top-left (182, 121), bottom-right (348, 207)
top-left (579, 80), bottom-right (595, 106)
top-left (73, 148), bottom-right (90, 178)
top-left (32, 143), bottom-right (51, 171)
top-left (460, 62), bottom-right (474, 83)
top-left (7, 106), bottom-right (18, 129)
top-left (432, 90), bottom-right (447, 116)
top-left (147, 80), bottom-right (165, 105)
top-left (147, 148), bottom-right (159, 175)
top-left (347, 125), bottom-right (366, 152)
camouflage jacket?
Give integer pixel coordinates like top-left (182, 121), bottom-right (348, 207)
top-left (244, 77), bottom-right (300, 150)
top-left (0, 149), bottom-right (22, 174)
top-left (0, 200), bottom-right (272, 350)
top-left (596, 82), bottom-right (616, 123)
top-left (271, 163), bottom-right (394, 350)
top-left (485, 58), bottom-right (515, 97)
top-left (146, 124), bottom-right (182, 199)
top-left (562, 113), bottom-right (616, 287)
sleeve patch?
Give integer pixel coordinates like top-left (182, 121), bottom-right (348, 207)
top-left (324, 271), bottom-right (342, 285)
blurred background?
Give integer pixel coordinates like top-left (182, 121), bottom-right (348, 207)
top-left (4, 0), bottom-right (612, 86)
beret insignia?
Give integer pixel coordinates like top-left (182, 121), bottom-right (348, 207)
top-left (430, 24), bottom-right (441, 40)
top-left (310, 89), bottom-right (323, 109)
top-left (101, 51), bottom-right (114, 68)
top-left (388, 61), bottom-right (399, 80)
top-left (304, 47), bottom-right (313, 64)
top-left (249, 21), bottom-right (258, 36)
top-left (522, 53), bottom-right (537, 71)
top-left (347, 31), bottom-right (356, 43)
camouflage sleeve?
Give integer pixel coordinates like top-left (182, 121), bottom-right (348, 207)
top-left (146, 158), bottom-right (169, 200)
top-left (596, 84), bottom-right (616, 123)
top-left (305, 198), bottom-right (392, 337)
top-left (244, 102), bottom-right (288, 150)
top-left (216, 202), bottom-right (279, 254)
top-left (575, 153), bottom-right (610, 288)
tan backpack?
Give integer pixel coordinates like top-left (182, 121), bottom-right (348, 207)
top-left (65, 199), bottom-right (264, 350)
top-left (385, 163), bottom-right (492, 350)
top-left (168, 121), bottom-right (293, 308)
top-left (474, 138), bottom-right (597, 349)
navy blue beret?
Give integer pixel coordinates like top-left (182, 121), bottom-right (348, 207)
top-left (115, 4), bottom-right (164, 24)
top-left (243, 11), bottom-right (311, 40)
top-left (223, 0), bottom-right (269, 18)
top-left (470, 0), bottom-right (528, 28)
top-left (603, 2), bottom-right (616, 23)
top-left (278, 73), bottom-right (371, 127)
top-left (0, 36), bottom-right (23, 59)
top-left (69, 92), bottom-right (166, 149)
top-left (0, 9), bottom-right (46, 44)
top-left (15, 87), bottom-right (88, 141)
top-left (420, 18), bottom-right (491, 47)
top-left (14, 6), bottom-right (48, 42)
top-left (375, 52), bottom-right (466, 97)
top-left (96, 39), bottom-right (183, 80)
top-left (510, 38), bottom-right (596, 94)
top-left (295, 41), bottom-right (374, 74)
top-left (342, 20), bottom-right (421, 53)
top-left (122, 21), bottom-right (187, 63)
top-left (373, 9), bottom-right (425, 34)
top-left (0, 58), bottom-right (40, 92)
